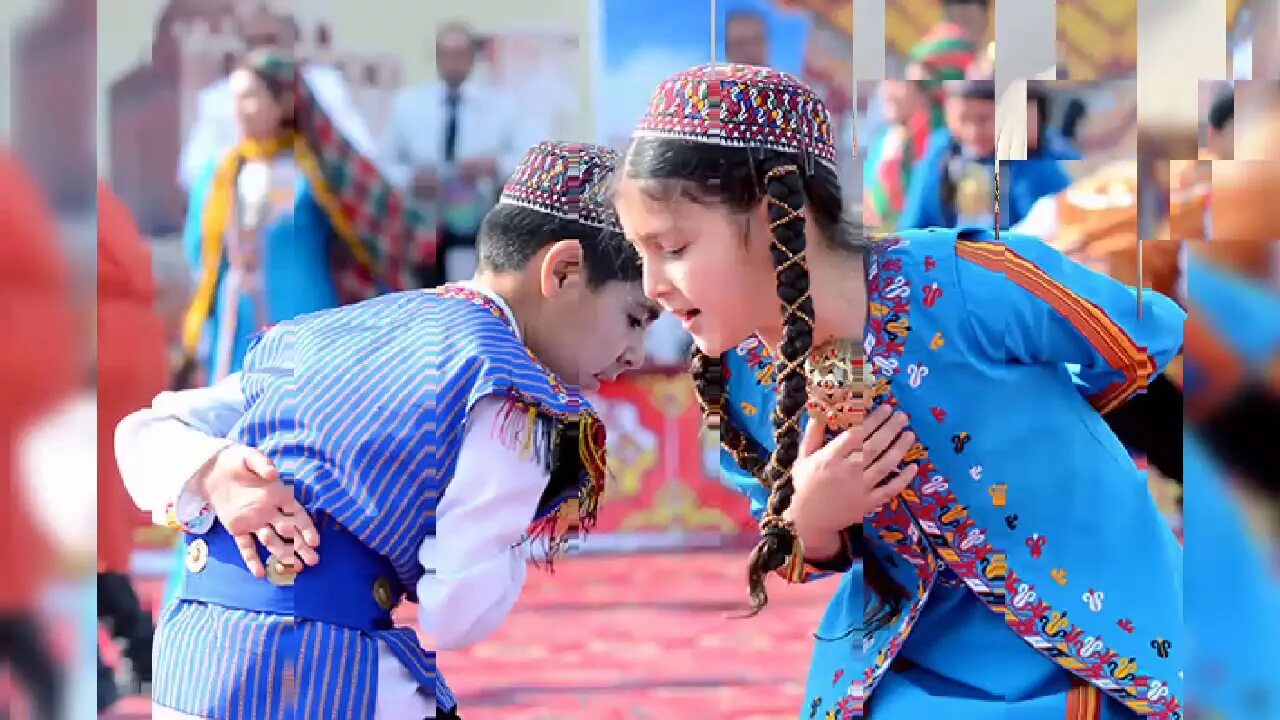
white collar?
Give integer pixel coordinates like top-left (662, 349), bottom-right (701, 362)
top-left (438, 78), bottom-right (474, 101)
top-left (457, 281), bottom-right (522, 341)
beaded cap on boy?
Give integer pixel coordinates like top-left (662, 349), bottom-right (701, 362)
top-left (499, 141), bottom-right (622, 232)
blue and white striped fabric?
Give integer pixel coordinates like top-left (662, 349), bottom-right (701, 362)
top-left (154, 286), bottom-right (594, 718)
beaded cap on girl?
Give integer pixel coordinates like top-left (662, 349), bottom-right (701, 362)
top-left (500, 141), bottom-right (622, 231)
top-left (633, 64), bottom-right (837, 168)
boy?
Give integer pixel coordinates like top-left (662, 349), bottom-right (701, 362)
top-left (116, 141), bottom-right (657, 719)
top-left (898, 79), bottom-right (1078, 230)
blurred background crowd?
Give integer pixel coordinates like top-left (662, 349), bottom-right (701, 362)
top-left (1, 0), bottom-right (1277, 717)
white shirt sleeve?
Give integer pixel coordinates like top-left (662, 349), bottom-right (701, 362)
top-left (417, 395), bottom-right (549, 651)
top-left (114, 373), bottom-right (248, 524)
top-left (494, 95), bottom-right (545, 183)
top-left (379, 89), bottom-right (417, 189)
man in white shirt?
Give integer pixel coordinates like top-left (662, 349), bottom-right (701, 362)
top-left (176, 5), bottom-right (375, 192)
top-left (381, 22), bottom-right (543, 286)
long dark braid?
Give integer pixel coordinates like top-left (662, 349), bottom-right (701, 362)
top-left (690, 350), bottom-right (768, 477)
top-left (743, 161), bottom-right (815, 613)
top-left (626, 136), bottom-right (908, 631)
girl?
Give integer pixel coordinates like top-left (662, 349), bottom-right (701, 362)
top-left (180, 49), bottom-right (431, 386)
top-left (614, 64), bottom-right (1184, 719)
top-left (864, 23), bottom-right (975, 231)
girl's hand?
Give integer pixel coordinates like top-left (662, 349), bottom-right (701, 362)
top-left (785, 404), bottom-right (918, 558)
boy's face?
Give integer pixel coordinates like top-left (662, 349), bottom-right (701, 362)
top-left (536, 243), bottom-right (658, 390)
top-left (944, 2), bottom-right (990, 42)
top-left (945, 95), bottom-right (996, 157)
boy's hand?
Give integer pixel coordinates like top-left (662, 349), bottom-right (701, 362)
top-left (193, 445), bottom-right (320, 578)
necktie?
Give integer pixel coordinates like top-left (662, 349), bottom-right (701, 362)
top-left (443, 88), bottom-right (460, 163)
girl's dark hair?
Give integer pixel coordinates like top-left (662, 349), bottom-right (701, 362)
top-left (624, 137), bottom-right (907, 633)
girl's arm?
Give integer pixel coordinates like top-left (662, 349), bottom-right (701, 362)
top-left (721, 445), bottom-right (855, 580)
top-left (956, 231), bottom-right (1185, 414)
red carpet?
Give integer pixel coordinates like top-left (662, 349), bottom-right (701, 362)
top-left (105, 550), bottom-right (832, 719)
top-left (443, 551), bottom-right (830, 720)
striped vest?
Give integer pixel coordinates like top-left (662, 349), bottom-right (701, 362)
top-left (153, 285), bottom-right (606, 719)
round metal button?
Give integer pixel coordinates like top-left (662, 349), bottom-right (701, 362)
top-left (185, 538), bottom-right (209, 573)
top-left (266, 555), bottom-right (299, 587)
top-left (373, 577), bottom-right (394, 610)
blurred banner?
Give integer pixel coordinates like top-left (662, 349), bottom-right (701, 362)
top-left (588, 371), bottom-right (758, 551)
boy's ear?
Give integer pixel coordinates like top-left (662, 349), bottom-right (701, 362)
top-left (539, 239), bottom-right (586, 298)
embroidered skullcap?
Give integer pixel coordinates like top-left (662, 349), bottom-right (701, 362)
top-left (500, 141), bottom-right (622, 231)
top-left (633, 63), bottom-right (837, 169)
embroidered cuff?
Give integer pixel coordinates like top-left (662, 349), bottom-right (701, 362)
top-left (161, 489), bottom-right (215, 535)
top-left (773, 527), bottom-right (855, 583)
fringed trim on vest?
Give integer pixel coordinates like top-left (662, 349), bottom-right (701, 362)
top-left (492, 392), bottom-right (608, 570)
top-left (493, 391), bottom-right (559, 471)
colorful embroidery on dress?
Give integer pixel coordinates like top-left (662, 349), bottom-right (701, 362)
top-left (735, 335), bottom-right (777, 385)
top-left (861, 237), bottom-right (1183, 719)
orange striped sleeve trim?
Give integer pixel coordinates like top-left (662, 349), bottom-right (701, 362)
top-left (958, 241), bottom-right (1157, 415)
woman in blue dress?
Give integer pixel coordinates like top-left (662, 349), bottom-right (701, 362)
top-left (165, 49), bottom-right (432, 605)
top-left (613, 64), bottom-right (1184, 719)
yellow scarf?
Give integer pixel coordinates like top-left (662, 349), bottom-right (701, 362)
top-left (180, 134), bottom-right (374, 357)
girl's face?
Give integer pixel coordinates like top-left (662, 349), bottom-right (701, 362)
top-left (882, 78), bottom-right (929, 124)
top-left (613, 175), bottom-right (780, 356)
top-left (230, 69), bottom-right (285, 141)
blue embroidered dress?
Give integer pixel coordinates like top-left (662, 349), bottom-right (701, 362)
top-left (162, 155), bottom-right (346, 611)
top-left (153, 286), bottom-right (604, 718)
top-left (723, 229), bottom-right (1185, 719)
top-left (182, 156), bottom-right (343, 380)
